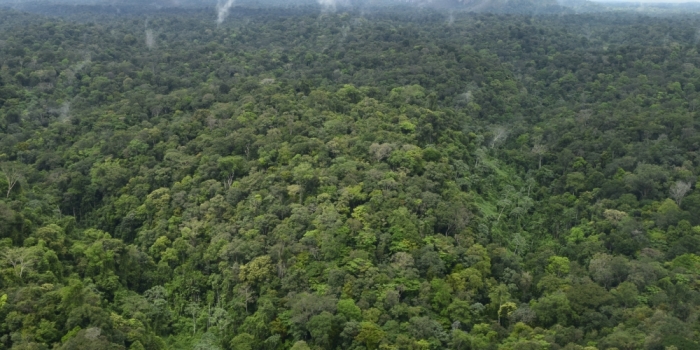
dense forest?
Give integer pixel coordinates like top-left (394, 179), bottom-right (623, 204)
top-left (1, 4), bottom-right (700, 350)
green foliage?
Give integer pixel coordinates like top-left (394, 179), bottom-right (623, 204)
top-left (1, 5), bottom-right (700, 350)
top-left (337, 299), bottom-right (362, 322)
top-left (355, 322), bottom-right (385, 350)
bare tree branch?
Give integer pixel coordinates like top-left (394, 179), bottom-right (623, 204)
top-left (531, 144), bottom-right (547, 169)
top-left (670, 180), bottom-right (692, 206)
top-left (1, 163), bottom-right (22, 198)
top-left (490, 126), bottom-right (509, 149)
top-left (2, 247), bottom-right (35, 278)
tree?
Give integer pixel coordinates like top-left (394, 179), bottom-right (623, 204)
top-left (488, 283), bottom-right (513, 325)
top-left (566, 281), bottom-right (611, 313)
top-left (610, 281), bottom-right (639, 308)
top-left (2, 247), bottom-right (35, 278)
top-left (670, 180), bottom-right (692, 206)
top-left (239, 255), bottom-right (272, 285)
top-left (589, 253), bottom-right (628, 288)
top-left (588, 253), bottom-right (614, 288)
top-left (337, 299), bottom-right (362, 322)
top-left (369, 143), bottom-right (394, 162)
top-left (531, 144), bottom-right (546, 169)
top-left (439, 203), bottom-right (471, 237)
top-left (143, 286), bottom-right (171, 335)
top-left (288, 293), bottom-right (337, 339)
top-left (355, 322), bottom-right (385, 350)
top-left (230, 333), bottom-right (255, 350)
top-left (236, 284), bottom-right (255, 313)
top-left (218, 155), bottom-right (246, 189)
top-left (625, 164), bottom-right (667, 199)
top-left (185, 302), bottom-right (202, 335)
top-left (546, 256), bottom-right (570, 277)
top-left (58, 327), bottom-right (123, 350)
top-left (90, 158), bottom-right (130, 194)
top-left (290, 341), bottom-right (311, 350)
top-left (307, 311), bottom-right (335, 348)
top-left (1, 162), bottom-right (22, 198)
top-left (498, 302), bottom-right (517, 326)
top-left (490, 126), bottom-right (509, 149)
top-left (532, 291), bottom-right (574, 327)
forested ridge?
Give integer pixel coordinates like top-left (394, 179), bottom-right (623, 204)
top-left (1, 6), bottom-right (700, 350)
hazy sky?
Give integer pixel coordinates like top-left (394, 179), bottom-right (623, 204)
top-left (591, 0), bottom-right (700, 2)
top-left (3, 0), bottom-right (700, 7)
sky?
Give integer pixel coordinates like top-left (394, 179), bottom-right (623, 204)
top-left (2, 0), bottom-right (700, 8)
top-left (592, 0), bottom-right (700, 3)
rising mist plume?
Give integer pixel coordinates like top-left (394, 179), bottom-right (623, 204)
top-left (317, 0), bottom-right (336, 11)
top-left (317, 0), bottom-right (352, 12)
top-left (145, 29), bottom-right (155, 49)
top-left (217, 0), bottom-right (235, 24)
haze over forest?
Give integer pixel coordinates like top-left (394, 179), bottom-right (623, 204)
top-left (2, 0), bottom-right (700, 349)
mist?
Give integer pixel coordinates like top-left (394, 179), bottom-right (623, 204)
top-left (5, 0), bottom-right (700, 16)
top-left (0, 0), bottom-right (575, 21)
top-left (145, 29), bottom-right (155, 49)
top-left (216, 0), bottom-right (235, 23)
